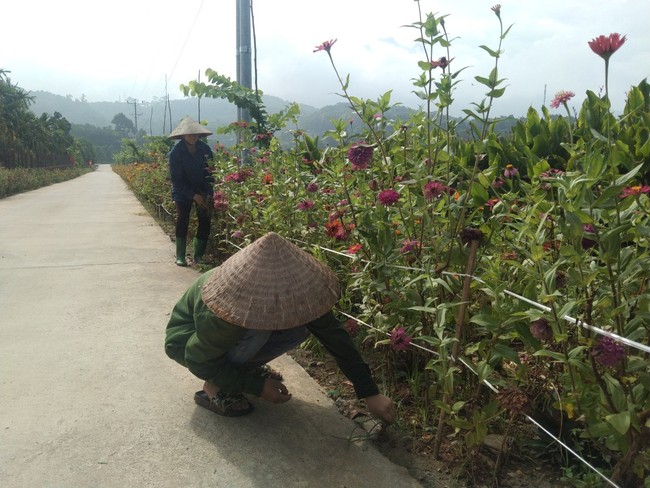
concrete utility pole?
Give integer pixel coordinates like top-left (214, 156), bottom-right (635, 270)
top-left (126, 97), bottom-right (141, 144)
top-left (236, 0), bottom-right (252, 125)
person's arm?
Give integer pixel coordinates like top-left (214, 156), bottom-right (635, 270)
top-left (307, 312), bottom-right (396, 422)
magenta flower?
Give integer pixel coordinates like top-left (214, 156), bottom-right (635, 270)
top-left (400, 240), bottom-right (421, 254)
top-left (588, 33), bottom-right (627, 60)
top-left (390, 327), bottom-right (412, 352)
top-left (504, 164), bottom-right (519, 178)
top-left (582, 224), bottom-right (598, 250)
top-left (620, 185), bottom-right (650, 198)
top-left (306, 182), bottom-right (319, 193)
top-left (550, 90), bottom-right (575, 109)
top-left (297, 199), bottom-right (315, 211)
top-left (213, 191), bottom-right (229, 211)
top-left (378, 189), bottom-right (400, 206)
top-left (223, 169), bottom-right (253, 183)
top-left (313, 39), bottom-right (337, 53)
top-left (347, 143), bottom-right (374, 170)
top-left (424, 181), bottom-right (452, 201)
top-left (592, 336), bottom-right (625, 367)
top-left (231, 230), bottom-right (244, 239)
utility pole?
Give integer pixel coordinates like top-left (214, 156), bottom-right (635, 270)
top-left (126, 97), bottom-right (142, 144)
top-left (236, 0), bottom-right (252, 163)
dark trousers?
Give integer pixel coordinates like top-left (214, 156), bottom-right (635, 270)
top-left (174, 200), bottom-right (211, 240)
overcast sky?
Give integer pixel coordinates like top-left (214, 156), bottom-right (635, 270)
top-left (2, 0), bottom-right (648, 117)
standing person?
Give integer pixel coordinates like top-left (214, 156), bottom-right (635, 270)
top-left (164, 232), bottom-right (396, 423)
top-left (168, 117), bottom-right (215, 266)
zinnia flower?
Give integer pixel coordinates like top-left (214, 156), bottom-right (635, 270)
top-left (529, 318), bottom-right (553, 341)
top-left (582, 224), bottom-right (597, 250)
top-left (325, 219), bottom-right (348, 241)
top-left (306, 182), bottom-right (319, 193)
top-left (588, 33), bottom-right (627, 60)
top-left (592, 336), bottom-right (625, 367)
top-left (296, 199), bottom-right (315, 211)
top-left (550, 90), bottom-right (575, 109)
top-left (430, 56), bottom-right (453, 70)
top-left (347, 243), bottom-right (362, 254)
top-left (390, 327), bottom-right (412, 352)
top-left (313, 39), bottom-right (337, 53)
top-left (261, 172), bottom-right (273, 185)
top-left (491, 4), bottom-right (501, 17)
top-left (378, 189), bottom-right (400, 206)
top-left (620, 185), bottom-right (650, 198)
top-left (504, 164), bottom-right (519, 178)
top-left (347, 143), bottom-right (374, 170)
top-left (213, 191), bottom-right (229, 211)
top-left (231, 230), bottom-right (244, 239)
top-left (424, 181), bottom-right (452, 201)
top-left (400, 240), bottom-right (421, 254)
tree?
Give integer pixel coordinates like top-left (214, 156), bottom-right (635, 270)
top-left (111, 112), bottom-right (135, 137)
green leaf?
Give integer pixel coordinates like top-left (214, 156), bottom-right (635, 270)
top-left (478, 45), bottom-right (501, 58)
top-left (605, 411), bottom-right (630, 435)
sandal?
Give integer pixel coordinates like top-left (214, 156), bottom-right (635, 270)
top-left (194, 391), bottom-right (254, 417)
top-left (250, 364), bottom-right (283, 381)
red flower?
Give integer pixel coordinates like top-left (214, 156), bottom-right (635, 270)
top-left (261, 172), bottom-right (273, 185)
top-left (313, 39), bottom-right (337, 53)
top-left (550, 90), bottom-right (575, 109)
top-left (620, 185), bottom-right (650, 198)
top-left (430, 56), bottom-right (453, 70)
top-left (588, 33), bottom-right (627, 60)
top-left (378, 189), bottom-right (400, 206)
top-left (390, 327), bottom-right (412, 352)
top-left (213, 191), bottom-right (229, 211)
top-left (347, 243), bottom-right (362, 254)
top-left (344, 319), bottom-right (360, 337)
top-left (325, 219), bottom-right (348, 241)
top-left (400, 240), bottom-right (421, 254)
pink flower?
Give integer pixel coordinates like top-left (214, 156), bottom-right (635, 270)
top-left (430, 56), bottom-right (453, 70)
top-left (550, 90), bottom-right (575, 109)
top-left (504, 164), bottom-right (519, 178)
top-left (231, 230), bottom-right (244, 239)
top-left (492, 178), bottom-right (505, 189)
top-left (347, 143), bottom-right (374, 170)
top-left (378, 189), bottom-right (400, 206)
top-left (588, 33), bottom-right (627, 60)
top-left (213, 191), bottom-right (229, 211)
top-left (390, 327), bottom-right (412, 352)
top-left (224, 169), bottom-right (253, 183)
top-left (313, 39), bottom-right (337, 53)
top-left (297, 199), bottom-right (315, 211)
top-left (620, 185), bottom-right (650, 198)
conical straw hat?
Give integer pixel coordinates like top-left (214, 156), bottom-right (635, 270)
top-left (168, 117), bottom-right (213, 139)
top-left (201, 232), bottom-right (340, 330)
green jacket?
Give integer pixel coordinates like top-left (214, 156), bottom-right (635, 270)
top-left (165, 270), bottom-right (379, 398)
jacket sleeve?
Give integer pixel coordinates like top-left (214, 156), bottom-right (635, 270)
top-left (184, 310), bottom-right (266, 396)
top-left (307, 312), bottom-right (380, 399)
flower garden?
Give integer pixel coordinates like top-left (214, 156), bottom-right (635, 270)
top-left (113, 5), bottom-right (649, 487)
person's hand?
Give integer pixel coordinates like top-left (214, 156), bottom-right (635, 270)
top-left (260, 378), bottom-right (292, 404)
top-left (193, 193), bottom-right (206, 208)
top-left (364, 394), bottom-right (396, 423)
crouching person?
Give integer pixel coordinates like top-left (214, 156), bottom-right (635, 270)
top-left (165, 232), bottom-right (396, 423)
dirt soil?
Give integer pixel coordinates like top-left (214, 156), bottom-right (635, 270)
top-left (288, 348), bottom-right (569, 488)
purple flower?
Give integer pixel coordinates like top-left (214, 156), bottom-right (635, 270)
top-left (390, 327), bottom-right (412, 352)
top-left (592, 336), bottom-right (625, 367)
top-left (306, 182), bottom-right (319, 193)
top-left (378, 189), bottom-right (400, 206)
top-left (231, 230), bottom-right (244, 239)
top-left (582, 224), bottom-right (597, 250)
top-left (297, 199), bottom-right (315, 211)
top-left (400, 240), bottom-right (421, 254)
top-left (347, 143), bottom-right (374, 170)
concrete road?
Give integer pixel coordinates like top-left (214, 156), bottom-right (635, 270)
top-left (0, 165), bottom-right (420, 488)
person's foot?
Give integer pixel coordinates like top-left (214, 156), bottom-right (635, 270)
top-left (203, 381), bottom-right (251, 413)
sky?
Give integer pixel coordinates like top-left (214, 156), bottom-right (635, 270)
top-left (2, 0), bottom-right (648, 117)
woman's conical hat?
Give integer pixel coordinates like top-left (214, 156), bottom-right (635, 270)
top-left (201, 232), bottom-right (340, 330)
top-left (168, 117), bottom-right (213, 139)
